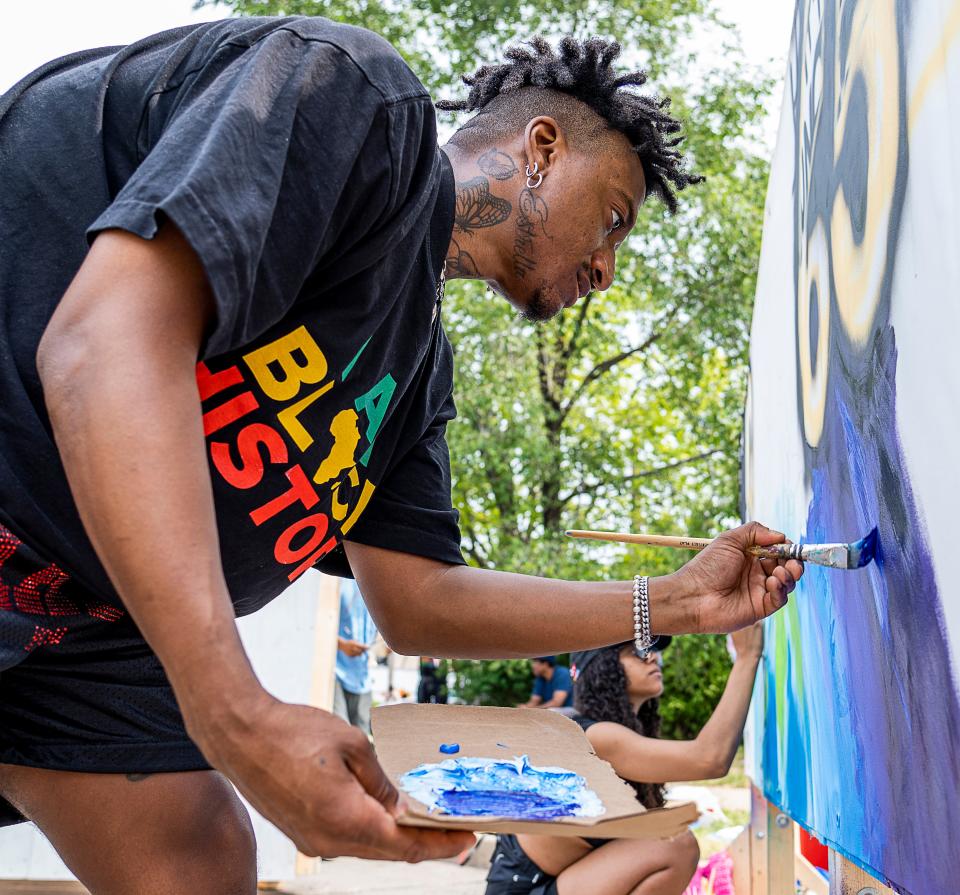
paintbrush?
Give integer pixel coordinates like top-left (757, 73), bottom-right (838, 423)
top-left (564, 528), bottom-right (879, 570)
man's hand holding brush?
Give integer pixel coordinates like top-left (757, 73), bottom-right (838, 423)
top-left (667, 521), bottom-right (803, 633)
top-left (343, 521), bottom-right (802, 668)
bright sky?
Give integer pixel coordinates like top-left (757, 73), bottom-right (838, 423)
top-left (0, 0), bottom-right (795, 143)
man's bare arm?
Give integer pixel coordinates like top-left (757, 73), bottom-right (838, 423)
top-left (344, 532), bottom-right (800, 658)
top-left (540, 690), bottom-right (570, 709)
top-left (37, 225), bottom-right (252, 727)
top-left (36, 223), bottom-right (472, 861)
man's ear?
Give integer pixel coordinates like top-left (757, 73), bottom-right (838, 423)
top-left (523, 116), bottom-right (565, 176)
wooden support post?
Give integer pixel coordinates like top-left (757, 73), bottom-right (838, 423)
top-left (766, 799), bottom-right (794, 894)
top-left (294, 573), bottom-right (342, 877)
top-left (750, 784), bottom-right (768, 895)
top-left (307, 572), bottom-right (341, 713)
top-left (728, 827), bottom-right (751, 895)
top-left (828, 852), bottom-right (894, 895)
top-left (748, 785), bottom-right (796, 895)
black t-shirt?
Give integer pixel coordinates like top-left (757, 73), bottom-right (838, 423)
top-left (572, 714), bottom-right (599, 733)
top-left (0, 16), bottom-right (464, 616)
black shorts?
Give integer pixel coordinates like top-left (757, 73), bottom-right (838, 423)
top-left (485, 835), bottom-right (559, 895)
top-left (484, 833), bottom-right (612, 895)
top-left (0, 520), bottom-right (208, 826)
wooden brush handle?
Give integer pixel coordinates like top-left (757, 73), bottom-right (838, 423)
top-left (565, 530), bottom-right (713, 550)
top-left (566, 530), bottom-right (791, 561)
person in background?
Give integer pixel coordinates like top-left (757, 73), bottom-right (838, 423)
top-left (487, 624), bottom-right (764, 895)
top-left (334, 578), bottom-right (378, 736)
top-left (519, 656), bottom-right (573, 710)
top-left (417, 658), bottom-right (448, 704)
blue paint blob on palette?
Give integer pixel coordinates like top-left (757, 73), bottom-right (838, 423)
top-left (437, 789), bottom-right (578, 819)
top-left (439, 743), bottom-right (460, 754)
top-left (400, 754), bottom-right (604, 820)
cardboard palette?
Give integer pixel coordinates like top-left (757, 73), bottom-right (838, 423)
top-left (372, 703), bottom-right (698, 839)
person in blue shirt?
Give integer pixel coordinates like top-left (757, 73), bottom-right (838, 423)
top-left (334, 579), bottom-right (379, 735)
top-left (520, 656), bottom-right (573, 709)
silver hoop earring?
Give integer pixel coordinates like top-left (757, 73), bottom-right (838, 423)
top-left (525, 162), bottom-right (543, 189)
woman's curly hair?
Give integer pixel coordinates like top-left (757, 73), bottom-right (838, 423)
top-left (573, 645), bottom-right (666, 809)
top-left (437, 36), bottom-right (702, 213)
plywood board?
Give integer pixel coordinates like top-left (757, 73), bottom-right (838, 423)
top-left (743, 0), bottom-right (960, 890)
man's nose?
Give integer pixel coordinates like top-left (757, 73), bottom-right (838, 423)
top-left (589, 248), bottom-right (615, 292)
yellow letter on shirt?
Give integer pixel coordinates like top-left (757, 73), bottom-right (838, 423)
top-left (243, 326), bottom-right (329, 402)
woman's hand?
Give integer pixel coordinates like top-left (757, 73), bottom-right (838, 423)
top-left (730, 621), bottom-right (764, 661)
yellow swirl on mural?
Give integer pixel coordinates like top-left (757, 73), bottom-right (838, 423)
top-left (830, 0), bottom-right (900, 346)
top-left (798, 220), bottom-right (831, 448)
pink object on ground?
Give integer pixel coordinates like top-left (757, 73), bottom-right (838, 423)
top-left (682, 849), bottom-right (735, 895)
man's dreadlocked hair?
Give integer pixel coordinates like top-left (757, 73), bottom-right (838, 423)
top-left (574, 645), bottom-right (666, 810)
top-left (437, 36), bottom-right (702, 213)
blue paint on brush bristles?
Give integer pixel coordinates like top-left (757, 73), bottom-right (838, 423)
top-left (851, 527), bottom-right (879, 568)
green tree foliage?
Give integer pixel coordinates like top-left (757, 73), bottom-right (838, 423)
top-left (446, 658), bottom-right (534, 707)
top-left (206, 0), bottom-right (772, 738)
top-left (660, 635), bottom-right (733, 738)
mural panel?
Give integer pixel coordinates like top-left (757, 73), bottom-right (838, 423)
top-left (745, 1), bottom-right (960, 892)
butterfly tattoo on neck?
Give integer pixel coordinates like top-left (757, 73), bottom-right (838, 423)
top-left (454, 177), bottom-right (512, 235)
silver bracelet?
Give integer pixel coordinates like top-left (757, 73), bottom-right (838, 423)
top-left (633, 575), bottom-right (654, 656)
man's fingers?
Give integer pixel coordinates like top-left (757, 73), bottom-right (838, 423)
top-left (759, 556), bottom-right (779, 578)
top-left (784, 558), bottom-right (804, 582)
top-left (337, 791), bottom-right (475, 862)
top-left (342, 731), bottom-right (400, 812)
top-left (761, 558), bottom-right (802, 596)
top-left (390, 794), bottom-right (413, 820)
top-left (302, 787), bottom-right (474, 862)
top-left (742, 521), bottom-right (787, 547)
top-left (771, 565), bottom-right (796, 592)
top-left (764, 575), bottom-right (789, 610)
top-left (366, 811), bottom-right (477, 863)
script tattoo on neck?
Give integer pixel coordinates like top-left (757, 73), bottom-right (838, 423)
top-left (513, 188), bottom-right (549, 279)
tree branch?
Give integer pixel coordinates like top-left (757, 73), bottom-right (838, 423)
top-left (559, 302), bottom-right (683, 423)
top-left (535, 329), bottom-right (562, 416)
top-left (563, 291), bottom-right (595, 360)
top-left (558, 448), bottom-right (723, 504)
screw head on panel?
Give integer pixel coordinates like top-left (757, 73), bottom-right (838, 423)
top-left (775, 813), bottom-right (790, 828)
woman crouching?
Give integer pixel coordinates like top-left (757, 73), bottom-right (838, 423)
top-left (485, 623), bottom-right (763, 895)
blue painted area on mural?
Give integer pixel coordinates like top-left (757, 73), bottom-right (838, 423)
top-left (400, 754), bottom-right (604, 820)
top-left (761, 329), bottom-right (960, 894)
top-left (746, 0), bottom-right (960, 890)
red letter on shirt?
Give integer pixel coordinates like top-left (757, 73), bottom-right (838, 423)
top-left (249, 465), bottom-right (320, 526)
top-left (211, 423), bottom-right (289, 490)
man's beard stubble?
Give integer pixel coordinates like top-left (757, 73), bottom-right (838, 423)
top-left (521, 283), bottom-right (562, 323)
